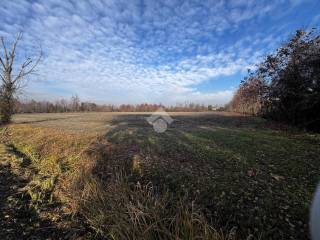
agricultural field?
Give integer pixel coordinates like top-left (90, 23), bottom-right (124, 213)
top-left (1, 111), bottom-right (319, 239)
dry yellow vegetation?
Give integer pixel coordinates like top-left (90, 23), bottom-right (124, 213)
top-left (1, 111), bottom-right (318, 239)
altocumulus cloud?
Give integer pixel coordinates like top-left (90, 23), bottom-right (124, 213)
top-left (0, 0), bottom-right (318, 105)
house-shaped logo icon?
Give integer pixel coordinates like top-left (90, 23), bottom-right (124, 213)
top-left (146, 108), bottom-right (173, 133)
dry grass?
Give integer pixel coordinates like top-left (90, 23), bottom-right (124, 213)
top-left (69, 137), bottom-right (232, 239)
top-left (3, 124), bottom-right (95, 209)
top-left (3, 111), bottom-right (319, 239)
top-left (74, 173), bottom-right (230, 240)
top-left (12, 112), bottom-right (239, 133)
top-left (4, 114), bottom-right (233, 239)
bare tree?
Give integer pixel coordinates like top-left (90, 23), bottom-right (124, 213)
top-left (71, 95), bottom-right (80, 112)
top-left (0, 33), bottom-right (41, 123)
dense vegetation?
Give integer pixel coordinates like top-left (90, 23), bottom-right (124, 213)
top-left (227, 29), bottom-right (320, 132)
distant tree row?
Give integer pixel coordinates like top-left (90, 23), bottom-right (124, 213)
top-left (227, 29), bottom-right (320, 132)
top-left (14, 96), bottom-right (218, 113)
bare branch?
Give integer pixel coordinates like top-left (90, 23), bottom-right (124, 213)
top-left (0, 37), bottom-right (6, 69)
top-left (13, 46), bottom-right (42, 84)
top-left (0, 73), bottom-right (4, 82)
top-left (9, 32), bottom-right (22, 68)
top-left (0, 32), bottom-right (41, 123)
top-left (1, 37), bottom-right (9, 66)
top-left (0, 55), bottom-right (5, 69)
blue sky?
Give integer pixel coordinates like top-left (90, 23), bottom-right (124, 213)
top-left (0, 0), bottom-right (319, 105)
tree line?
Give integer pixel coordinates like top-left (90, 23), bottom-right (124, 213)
top-left (227, 29), bottom-right (320, 132)
top-left (15, 97), bottom-right (218, 113)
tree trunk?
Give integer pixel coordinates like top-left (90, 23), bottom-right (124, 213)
top-left (0, 84), bottom-right (14, 124)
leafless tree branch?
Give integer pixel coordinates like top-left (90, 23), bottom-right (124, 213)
top-left (9, 32), bottom-right (22, 69)
top-left (0, 32), bottom-right (41, 123)
top-left (1, 37), bottom-right (9, 67)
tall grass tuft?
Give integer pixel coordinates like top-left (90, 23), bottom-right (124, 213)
top-left (70, 141), bottom-right (236, 240)
top-left (74, 175), bottom-right (232, 239)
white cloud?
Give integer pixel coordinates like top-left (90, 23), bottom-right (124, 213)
top-left (0, 0), bottom-right (313, 105)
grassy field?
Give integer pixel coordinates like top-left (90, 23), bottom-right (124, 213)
top-left (1, 112), bottom-right (319, 239)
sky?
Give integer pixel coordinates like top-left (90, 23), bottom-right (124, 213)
top-left (0, 0), bottom-right (319, 106)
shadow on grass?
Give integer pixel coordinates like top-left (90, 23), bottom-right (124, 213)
top-left (7, 144), bottom-right (32, 167)
top-left (0, 145), bottom-right (73, 240)
top-left (15, 116), bottom-right (77, 125)
top-left (85, 112), bottom-right (319, 239)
